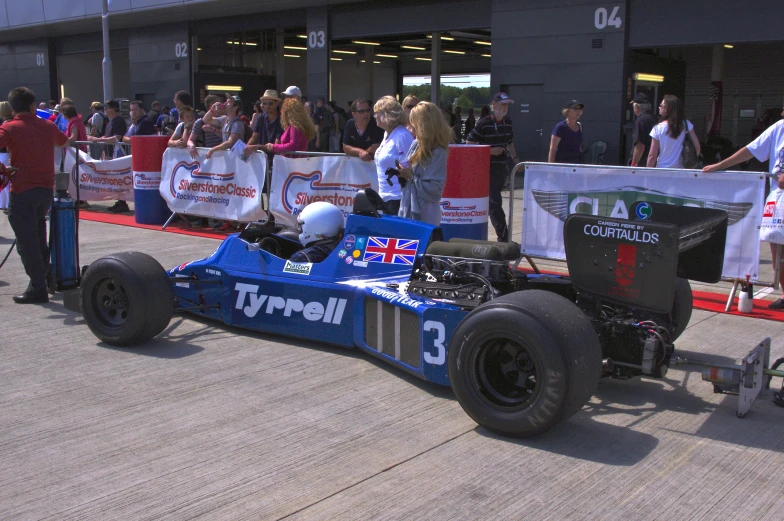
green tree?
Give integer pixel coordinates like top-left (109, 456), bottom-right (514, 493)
top-left (402, 84), bottom-right (492, 108)
top-left (455, 94), bottom-right (473, 112)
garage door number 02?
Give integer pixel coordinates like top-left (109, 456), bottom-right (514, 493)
top-left (594, 6), bottom-right (622, 29)
top-left (424, 320), bottom-right (445, 365)
top-left (175, 42), bottom-right (188, 58)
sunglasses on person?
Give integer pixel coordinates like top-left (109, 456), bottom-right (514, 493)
top-left (354, 108), bottom-right (371, 114)
top-left (261, 101), bottom-right (276, 106)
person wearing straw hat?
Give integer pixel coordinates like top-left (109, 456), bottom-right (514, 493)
top-left (247, 89), bottom-right (283, 149)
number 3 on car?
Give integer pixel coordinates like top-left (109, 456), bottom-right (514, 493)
top-left (423, 320), bottom-right (445, 365)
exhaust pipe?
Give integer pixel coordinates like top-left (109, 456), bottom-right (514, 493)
top-left (602, 358), bottom-right (614, 373)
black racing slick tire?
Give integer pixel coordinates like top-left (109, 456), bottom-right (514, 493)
top-left (81, 252), bottom-right (173, 346)
top-left (448, 290), bottom-right (602, 438)
top-left (669, 278), bottom-right (693, 342)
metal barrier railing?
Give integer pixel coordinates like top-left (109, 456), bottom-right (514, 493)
top-left (73, 140), bottom-right (131, 160)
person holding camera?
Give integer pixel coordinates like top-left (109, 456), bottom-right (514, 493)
top-left (373, 96), bottom-right (414, 215)
top-left (396, 102), bottom-right (450, 225)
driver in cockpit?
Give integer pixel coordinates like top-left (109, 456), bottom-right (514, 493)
top-left (289, 202), bottom-right (344, 263)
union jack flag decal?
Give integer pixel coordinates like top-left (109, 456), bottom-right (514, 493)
top-left (363, 237), bottom-right (420, 265)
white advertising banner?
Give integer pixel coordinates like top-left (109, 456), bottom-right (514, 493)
top-left (522, 163), bottom-right (766, 280)
top-left (55, 147), bottom-right (133, 201)
top-left (159, 147), bottom-right (267, 222)
top-left (270, 154), bottom-right (379, 228)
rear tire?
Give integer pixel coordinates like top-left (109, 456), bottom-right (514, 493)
top-left (81, 252), bottom-right (173, 346)
top-left (448, 290), bottom-right (602, 437)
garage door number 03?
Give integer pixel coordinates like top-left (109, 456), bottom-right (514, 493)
top-left (594, 6), bottom-right (622, 29)
top-left (308, 30), bottom-right (326, 49)
top-left (424, 320), bottom-right (445, 365)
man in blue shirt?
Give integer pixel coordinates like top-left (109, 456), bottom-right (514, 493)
top-left (122, 100), bottom-right (157, 143)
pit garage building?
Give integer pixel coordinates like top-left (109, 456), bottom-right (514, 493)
top-left (0, 0), bottom-right (781, 165)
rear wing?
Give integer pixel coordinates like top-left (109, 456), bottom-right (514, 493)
top-left (564, 202), bottom-right (727, 313)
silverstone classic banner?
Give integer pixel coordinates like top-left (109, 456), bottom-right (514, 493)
top-left (55, 148), bottom-right (133, 201)
top-left (160, 148), bottom-right (267, 222)
top-left (270, 154), bottom-right (378, 228)
top-left (522, 163), bottom-right (766, 280)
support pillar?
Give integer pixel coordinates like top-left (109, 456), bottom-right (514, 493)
top-left (275, 28), bottom-right (285, 93)
top-left (430, 33), bottom-right (441, 106)
top-left (306, 6), bottom-right (329, 101)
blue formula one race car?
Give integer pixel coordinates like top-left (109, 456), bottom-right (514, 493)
top-left (70, 191), bottom-right (784, 437)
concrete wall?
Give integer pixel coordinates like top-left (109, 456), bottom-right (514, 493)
top-left (629, 0), bottom-right (784, 47)
top-left (0, 39), bottom-right (54, 103)
top-left (330, 59), bottom-right (396, 106)
top-left (128, 23), bottom-right (190, 107)
top-left (57, 50), bottom-right (130, 113)
top-left (492, 0), bottom-right (627, 163)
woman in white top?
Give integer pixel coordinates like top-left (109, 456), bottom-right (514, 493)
top-left (647, 95), bottom-right (700, 168)
top-left (373, 96), bottom-right (414, 215)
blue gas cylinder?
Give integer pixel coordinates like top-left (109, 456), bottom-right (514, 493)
top-left (50, 195), bottom-right (80, 291)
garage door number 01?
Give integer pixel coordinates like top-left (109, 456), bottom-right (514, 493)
top-left (594, 6), bottom-right (622, 29)
top-left (424, 320), bottom-right (445, 365)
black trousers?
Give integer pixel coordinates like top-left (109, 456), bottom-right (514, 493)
top-left (489, 165), bottom-right (508, 241)
top-left (384, 198), bottom-right (401, 216)
top-left (8, 187), bottom-right (53, 293)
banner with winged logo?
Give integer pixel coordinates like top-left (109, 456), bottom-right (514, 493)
top-left (159, 147), bottom-right (267, 222)
top-left (522, 163), bottom-right (765, 280)
top-left (269, 154), bottom-right (378, 228)
top-left (54, 147), bottom-right (133, 201)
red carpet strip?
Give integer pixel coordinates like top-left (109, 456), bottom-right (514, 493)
top-left (78, 209), bottom-right (229, 240)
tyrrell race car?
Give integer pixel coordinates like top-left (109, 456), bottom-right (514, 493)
top-left (69, 190), bottom-right (784, 437)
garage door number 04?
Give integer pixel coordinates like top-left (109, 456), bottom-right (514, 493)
top-left (424, 320), bottom-right (445, 365)
top-left (594, 6), bottom-right (622, 29)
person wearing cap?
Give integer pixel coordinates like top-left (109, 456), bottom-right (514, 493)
top-left (548, 100), bottom-right (585, 164)
top-left (245, 89), bottom-right (283, 165)
top-left (629, 93), bottom-right (657, 167)
top-left (247, 89), bottom-right (283, 147)
top-left (201, 94), bottom-right (246, 159)
top-left (466, 91), bottom-right (518, 242)
top-left (282, 86), bottom-right (302, 101)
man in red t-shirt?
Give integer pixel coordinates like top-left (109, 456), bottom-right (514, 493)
top-left (0, 87), bottom-right (69, 304)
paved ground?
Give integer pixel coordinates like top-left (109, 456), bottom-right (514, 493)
top-left (0, 202), bottom-right (782, 520)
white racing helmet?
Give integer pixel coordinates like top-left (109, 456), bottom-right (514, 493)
top-left (297, 202), bottom-right (344, 246)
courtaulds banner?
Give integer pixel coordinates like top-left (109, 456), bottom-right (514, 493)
top-left (270, 154), bottom-right (378, 228)
top-left (160, 148), bottom-right (267, 222)
top-left (522, 163), bottom-right (766, 280)
top-left (55, 148), bottom-right (133, 201)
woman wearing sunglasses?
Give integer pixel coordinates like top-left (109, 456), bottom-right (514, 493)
top-left (373, 96), bottom-right (414, 215)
